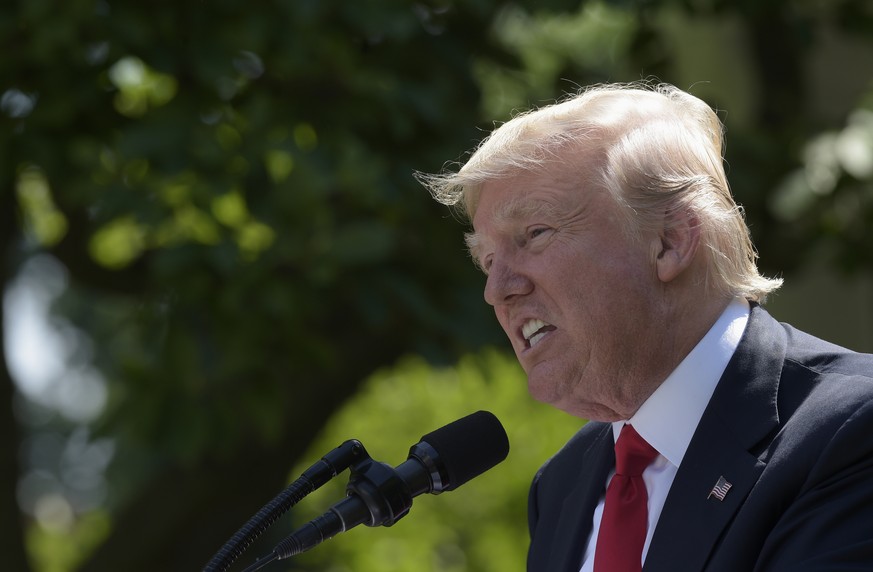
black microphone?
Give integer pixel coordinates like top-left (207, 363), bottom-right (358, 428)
top-left (253, 410), bottom-right (509, 566)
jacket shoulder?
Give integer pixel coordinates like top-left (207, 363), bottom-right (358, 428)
top-left (534, 421), bottom-right (610, 486)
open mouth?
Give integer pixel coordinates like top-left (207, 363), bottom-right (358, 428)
top-left (522, 318), bottom-right (556, 349)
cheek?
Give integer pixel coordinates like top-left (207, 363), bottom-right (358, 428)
top-left (559, 252), bottom-right (655, 331)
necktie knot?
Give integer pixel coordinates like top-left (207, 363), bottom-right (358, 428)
top-left (614, 424), bottom-right (659, 477)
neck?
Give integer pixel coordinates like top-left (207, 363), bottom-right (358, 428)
top-left (618, 292), bottom-right (733, 420)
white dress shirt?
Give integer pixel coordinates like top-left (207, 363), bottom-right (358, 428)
top-left (578, 297), bottom-right (750, 572)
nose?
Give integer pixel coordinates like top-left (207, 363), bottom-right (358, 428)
top-left (483, 257), bottom-right (533, 306)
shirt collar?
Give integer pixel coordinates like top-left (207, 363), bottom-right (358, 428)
top-left (612, 297), bottom-right (750, 467)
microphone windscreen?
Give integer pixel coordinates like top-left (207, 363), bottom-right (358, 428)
top-left (419, 410), bottom-right (509, 491)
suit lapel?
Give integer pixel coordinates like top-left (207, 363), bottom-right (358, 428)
top-left (644, 305), bottom-right (787, 572)
top-left (545, 423), bottom-right (614, 572)
top-left (643, 412), bottom-right (767, 571)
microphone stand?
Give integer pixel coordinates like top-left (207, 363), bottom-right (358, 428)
top-left (206, 411), bottom-right (509, 572)
top-left (242, 448), bottom-right (427, 571)
top-left (243, 450), bottom-right (430, 572)
top-left (202, 439), bottom-right (367, 572)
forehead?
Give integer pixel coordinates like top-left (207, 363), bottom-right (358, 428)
top-left (471, 168), bottom-right (584, 231)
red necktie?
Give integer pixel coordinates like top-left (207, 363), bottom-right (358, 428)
top-left (594, 424), bottom-right (659, 572)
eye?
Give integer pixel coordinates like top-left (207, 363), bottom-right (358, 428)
top-left (525, 226), bottom-right (554, 244)
top-left (481, 254), bottom-right (493, 274)
top-left (529, 227), bottom-right (548, 239)
top-left (473, 251), bottom-right (492, 275)
top-left (518, 226), bottom-right (554, 251)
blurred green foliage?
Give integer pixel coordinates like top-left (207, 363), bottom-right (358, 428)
top-left (26, 512), bottom-right (110, 572)
top-left (2, 0), bottom-right (873, 570)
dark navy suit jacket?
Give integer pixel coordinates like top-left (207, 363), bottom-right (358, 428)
top-left (528, 304), bottom-right (873, 571)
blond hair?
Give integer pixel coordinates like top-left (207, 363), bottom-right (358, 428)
top-left (418, 81), bottom-right (782, 302)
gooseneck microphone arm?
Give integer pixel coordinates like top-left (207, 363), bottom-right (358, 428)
top-left (202, 439), bottom-right (368, 572)
top-left (242, 453), bottom-right (419, 572)
top-left (242, 411), bottom-right (510, 571)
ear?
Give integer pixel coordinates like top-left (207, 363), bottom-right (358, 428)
top-left (655, 208), bottom-right (701, 284)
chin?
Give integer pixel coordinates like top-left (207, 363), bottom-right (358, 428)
top-left (525, 377), bottom-right (558, 405)
top-left (527, 378), bottom-right (578, 415)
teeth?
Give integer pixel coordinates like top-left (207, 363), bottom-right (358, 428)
top-left (522, 319), bottom-right (552, 348)
top-left (529, 331), bottom-right (548, 348)
top-left (522, 319), bottom-right (545, 340)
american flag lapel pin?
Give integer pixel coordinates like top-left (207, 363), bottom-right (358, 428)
top-left (708, 476), bottom-right (732, 501)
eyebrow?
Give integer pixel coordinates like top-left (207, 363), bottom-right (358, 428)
top-left (494, 194), bottom-right (564, 224)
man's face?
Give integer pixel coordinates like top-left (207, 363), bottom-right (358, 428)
top-left (470, 165), bottom-right (668, 421)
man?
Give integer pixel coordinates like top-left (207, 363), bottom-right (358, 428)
top-left (419, 82), bottom-right (873, 571)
